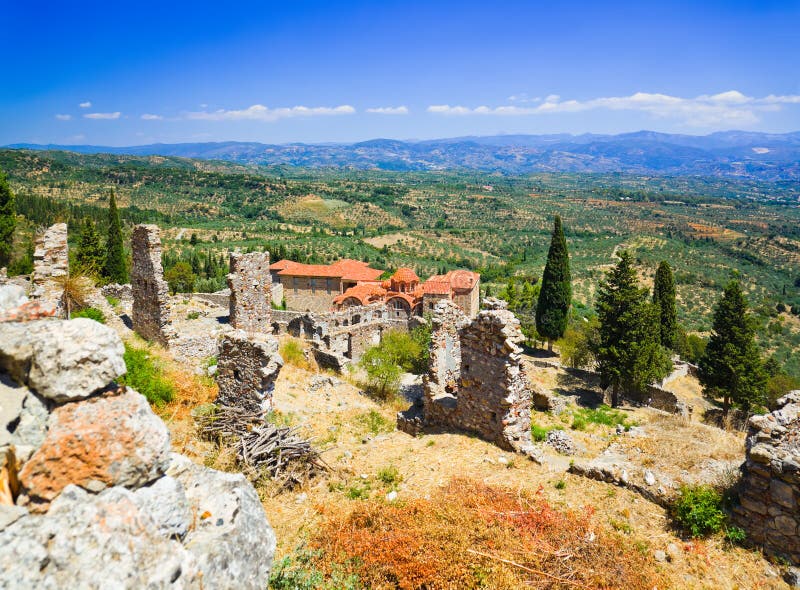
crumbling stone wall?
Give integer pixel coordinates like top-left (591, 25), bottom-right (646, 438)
top-left (31, 223), bottom-right (68, 314)
top-left (733, 391), bottom-right (800, 564)
top-left (401, 299), bottom-right (534, 452)
top-left (227, 252), bottom-right (272, 334)
top-left (131, 225), bottom-right (171, 346)
top-left (33, 223), bottom-right (68, 286)
top-left (216, 331), bottom-right (283, 413)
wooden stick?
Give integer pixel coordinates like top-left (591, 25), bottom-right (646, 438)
top-left (465, 549), bottom-right (590, 589)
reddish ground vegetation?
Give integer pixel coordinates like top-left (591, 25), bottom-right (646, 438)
top-left (308, 478), bottom-right (663, 589)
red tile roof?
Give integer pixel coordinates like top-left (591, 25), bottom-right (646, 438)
top-left (333, 283), bottom-right (387, 305)
top-left (391, 267), bottom-right (420, 283)
top-left (421, 270), bottom-right (479, 294)
top-left (271, 259), bottom-right (384, 281)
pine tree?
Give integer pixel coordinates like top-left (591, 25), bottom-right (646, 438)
top-left (75, 218), bottom-right (105, 276)
top-left (536, 215), bottom-right (572, 350)
top-left (594, 251), bottom-right (671, 406)
top-left (698, 281), bottom-right (767, 414)
top-left (103, 190), bottom-right (128, 283)
top-left (0, 171), bottom-right (16, 268)
top-left (652, 260), bottom-right (678, 350)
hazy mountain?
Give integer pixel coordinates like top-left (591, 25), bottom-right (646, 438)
top-left (8, 130), bottom-right (800, 180)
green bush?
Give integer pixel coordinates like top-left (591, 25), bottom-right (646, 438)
top-left (377, 465), bottom-right (402, 488)
top-left (724, 525), bottom-right (746, 545)
top-left (119, 344), bottom-right (175, 405)
top-left (71, 307), bottom-right (105, 323)
top-left (355, 410), bottom-right (393, 435)
top-left (279, 338), bottom-right (308, 369)
top-left (671, 485), bottom-right (725, 537)
top-left (571, 405), bottom-right (636, 430)
top-left (269, 550), bottom-right (359, 590)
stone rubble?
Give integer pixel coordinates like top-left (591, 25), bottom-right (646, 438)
top-left (0, 316), bottom-right (276, 588)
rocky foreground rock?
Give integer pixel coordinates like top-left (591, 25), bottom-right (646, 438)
top-left (0, 311), bottom-right (276, 588)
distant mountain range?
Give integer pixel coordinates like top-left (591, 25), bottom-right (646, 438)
top-left (8, 130), bottom-right (800, 180)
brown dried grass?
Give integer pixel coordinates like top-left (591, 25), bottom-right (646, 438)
top-left (306, 478), bottom-right (664, 590)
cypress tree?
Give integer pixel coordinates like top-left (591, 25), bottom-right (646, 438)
top-left (698, 281), bottom-right (766, 414)
top-left (75, 218), bottom-right (105, 276)
top-left (536, 215), bottom-right (572, 349)
top-left (103, 190), bottom-right (128, 283)
top-left (652, 261), bottom-right (678, 350)
top-left (594, 251), bottom-right (671, 406)
top-left (0, 171), bottom-right (16, 269)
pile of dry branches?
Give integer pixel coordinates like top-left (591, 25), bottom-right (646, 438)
top-left (195, 404), bottom-right (327, 490)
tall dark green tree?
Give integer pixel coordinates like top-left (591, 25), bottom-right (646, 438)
top-left (594, 251), bottom-right (671, 406)
top-left (103, 190), bottom-right (128, 283)
top-left (652, 260), bottom-right (678, 350)
top-left (0, 171), bottom-right (16, 268)
top-left (536, 215), bottom-right (572, 350)
top-left (75, 218), bottom-right (105, 275)
top-left (698, 281), bottom-right (766, 414)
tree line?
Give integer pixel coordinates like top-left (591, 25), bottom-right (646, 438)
top-left (525, 215), bottom-right (792, 415)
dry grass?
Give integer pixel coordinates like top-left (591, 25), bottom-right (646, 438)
top-left (305, 478), bottom-right (664, 590)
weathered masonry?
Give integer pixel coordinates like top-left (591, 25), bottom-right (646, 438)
top-left (228, 251), bottom-right (272, 334)
top-left (215, 330), bottom-right (283, 414)
top-left (399, 298), bottom-right (534, 452)
top-left (32, 223), bottom-right (69, 315)
top-left (734, 390), bottom-right (800, 564)
top-left (131, 224), bottom-right (171, 346)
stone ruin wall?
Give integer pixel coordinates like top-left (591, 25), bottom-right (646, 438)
top-left (455, 309), bottom-right (533, 450)
top-left (215, 331), bottom-right (283, 414)
top-left (32, 223), bottom-right (69, 314)
top-left (733, 390), bottom-right (800, 564)
top-left (422, 300), bottom-right (466, 428)
top-left (403, 298), bottom-right (533, 452)
top-left (227, 252), bottom-right (272, 334)
top-left (131, 225), bottom-right (171, 346)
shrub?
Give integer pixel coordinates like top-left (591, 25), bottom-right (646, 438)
top-left (279, 337), bottom-right (308, 369)
top-left (355, 410), bottom-right (393, 435)
top-left (558, 316), bottom-right (599, 370)
top-left (71, 307), bottom-right (105, 324)
top-left (671, 484), bottom-right (725, 537)
top-left (119, 344), bottom-right (175, 405)
top-left (571, 405), bottom-right (636, 431)
top-left (164, 261), bottom-right (196, 294)
top-left (724, 525), bottom-right (747, 545)
top-left (105, 295), bottom-right (120, 307)
top-left (377, 465), bottom-right (402, 488)
top-left (303, 478), bottom-right (662, 589)
top-left (186, 311), bottom-right (200, 320)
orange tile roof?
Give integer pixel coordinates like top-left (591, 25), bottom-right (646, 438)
top-left (391, 267), bottom-right (420, 283)
top-left (421, 270), bottom-right (480, 294)
top-left (333, 283), bottom-right (387, 305)
top-left (272, 258), bottom-right (384, 281)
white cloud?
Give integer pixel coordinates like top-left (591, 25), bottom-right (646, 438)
top-left (141, 113), bottom-right (164, 120)
top-left (366, 106), bottom-right (409, 115)
top-left (186, 104), bottom-right (356, 122)
top-left (83, 112), bottom-right (121, 120)
top-left (426, 91), bottom-right (800, 127)
top-left (79, 101), bottom-right (92, 108)
top-left (55, 114), bottom-right (72, 121)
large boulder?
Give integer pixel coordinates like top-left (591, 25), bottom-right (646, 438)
top-left (0, 485), bottom-right (199, 588)
top-left (0, 318), bottom-right (126, 403)
top-left (168, 453), bottom-right (277, 587)
top-left (0, 284), bottom-right (27, 313)
top-left (18, 389), bottom-right (171, 510)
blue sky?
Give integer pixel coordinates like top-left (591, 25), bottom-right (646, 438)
top-left (3, 0), bottom-right (800, 145)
